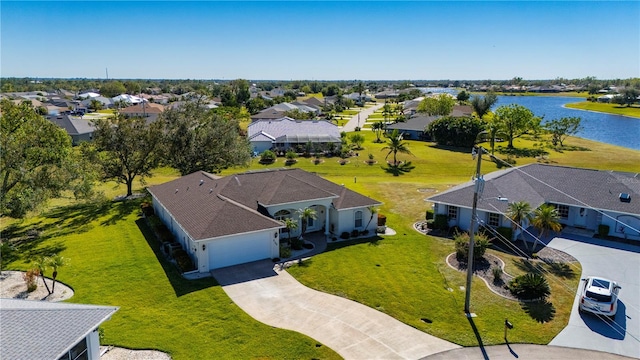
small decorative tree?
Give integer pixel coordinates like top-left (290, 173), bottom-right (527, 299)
top-left (260, 150), bottom-right (276, 164)
top-left (454, 231), bottom-right (491, 261)
top-left (48, 254), bottom-right (67, 294)
top-left (296, 207), bottom-right (317, 241)
top-left (508, 273), bottom-right (551, 300)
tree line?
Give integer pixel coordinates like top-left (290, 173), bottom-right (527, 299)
top-left (0, 99), bottom-right (251, 218)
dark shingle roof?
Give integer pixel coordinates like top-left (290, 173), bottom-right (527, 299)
top-left (428, 164), bottom-right (640, 215)
top-left (386, 115), bottom-right (439, 132)
top-left (0, 299), bottom-right (118, 360)
top-left (148, 169), bottom-right (381, 240)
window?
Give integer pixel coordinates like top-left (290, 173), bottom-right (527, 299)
top-left (487, 213), bottom-right (500, 227)
top-left (355, 210), bottom-right (363, 228)
top-left (554, 204), bottom-right (569, 219)
top-left (274, 210), bottom-right (291, 221)
top-left (58, 338), bottom-right (88, 360)
top-left (448, 206), bottom-right (458, 220)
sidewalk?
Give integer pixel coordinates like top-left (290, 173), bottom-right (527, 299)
top-left (340, 102), bottom-right (385, 132)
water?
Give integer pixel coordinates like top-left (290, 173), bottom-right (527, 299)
top-left (494, 96), bottom-right (640, 150)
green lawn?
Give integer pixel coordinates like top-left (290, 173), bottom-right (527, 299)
top-left (3, 130), bottom-right (639, 356)
top-left (3, 199), bottom-right (339, 359)
top-left (564, 101), bottom-right (640, 118)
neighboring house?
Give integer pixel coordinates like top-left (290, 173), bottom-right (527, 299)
top-left (0, 299), bottom-right (118, 360)
top-left (148, 168), bottom-right (381, 272)
top-left (47, 114), bottom-right (96, 145)
top-left (111, 94), bottom-right (144, 105)
top-left (78, 91), bottom-right (101, 99)
top-left (81, 96), bottom-right (113, 109)
top-left (247, 117), bottom-right (341, 154)
top-left (120, 102), bottom-right (165, 118)
top-left (427, 164), bottom-right (640, 241)
top-left (451, 104), bottom-right (473, 117)
top-left (385, 115), bottom-right (439, 140)
top-left (374, 90), bottom-right (399, 99)
top-left (250, 108), bottom-right (287, 122)
top-left (301, 96), bottom-right (324, 108)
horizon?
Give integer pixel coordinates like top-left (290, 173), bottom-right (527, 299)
top-left (2, 1), bottom-right (639, 80)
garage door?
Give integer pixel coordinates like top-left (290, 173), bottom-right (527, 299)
top-left (207, 232), bottom-right (271, 270)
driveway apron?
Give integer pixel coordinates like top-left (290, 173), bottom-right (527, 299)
top-left (212, 260), bottom-right (460, 359)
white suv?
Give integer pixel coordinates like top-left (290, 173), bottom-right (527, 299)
top-left (579, 276), bottom-right (621, 319)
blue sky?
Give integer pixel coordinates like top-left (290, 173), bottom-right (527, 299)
top-left (1, 1), bottom-right (638, 80)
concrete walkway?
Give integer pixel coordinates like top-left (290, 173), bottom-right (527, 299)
top-left (423, 344), bottom-right (635, 359)
top-left (341, 102), bottom-right (385, 132)
top-left (212, 257), bottom-right (460, 359)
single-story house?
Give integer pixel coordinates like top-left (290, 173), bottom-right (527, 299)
top-left (47, 114), bottom-right (96, 145)
top-left (385, 115), bottom-right (438, 140)
top-left (111, 94), bottom-right (144, 105)
top-left (81, 96), bottom-right (113, 109)
top-left (250, 108), bottom-right (287, 122)
top-left (427, 163), bottom-right (640, 241)
top-left (247, 117), bottom-right (341, 154)
top-left (0, 299), bottom-right (118, 360)
top-left (148, 168), bottom-right (381, 272)
top-left (120, 102), bottom-right (165, 118)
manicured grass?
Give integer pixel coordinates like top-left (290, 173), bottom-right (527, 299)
top-left (3, 200), bottom-right (339, 360)
top-left (3, 130), bottom-right (638, 355)
top-left (564, 101), bottom-right (640, 118)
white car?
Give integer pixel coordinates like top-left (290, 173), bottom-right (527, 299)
top-left (579, 276), bottom-right (621, 319)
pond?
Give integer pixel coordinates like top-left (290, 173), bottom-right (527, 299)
top-left (494, 96), bottom-right (640, 150)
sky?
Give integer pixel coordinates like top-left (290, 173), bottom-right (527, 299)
top-left (1, 1), bottom-right (639, 80)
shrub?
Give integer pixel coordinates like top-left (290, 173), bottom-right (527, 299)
top-left (492, 267), bottom-right (503, 283)
top-left (496, 227), bottom-right (514, 242)
top-left (340, 231), bottom-right (350, 240)
top-left (598, 224), bottom-right (610, 237)
top-left (23, 268), bottom-right (40, 292)
top-left (280, 245), bottom-right (291, 259)
top-left (351, 229), bottom-right (360, 238)
top-left (173, 249), bottom-right (194, 272)
top-left (285, 149), bottom-right (297, 160)
top-left (454, 231), bottom-right (491, 261)
top-left (140, 202), bottom-right (154, 216)
top-left (427, 116), bottom-right (486, 147)
top-left (260, 150), bottom-right (276, 164)
top-left (433, 214), bottom-right (449, 230)
top-left (377, 214), bottom-right (387, 226)
top-left (508, 273), bottom-right (551, 300)
top-left (425, 210), bottom-right (434, 220)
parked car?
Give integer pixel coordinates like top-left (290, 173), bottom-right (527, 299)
top-left (579, 276), bottom-right (621, 319)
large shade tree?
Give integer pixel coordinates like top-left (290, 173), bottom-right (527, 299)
top-left (93, 114), bottom-right (164, 196)
top-left (417, 93), bottom-right (455, 116)
top-left (160, 103), bottom-right (252, 176)
top-left (0, 100), bottom-right (83, 217)
top-left (494, 104), bottom-right (538, 148)
top-left (545, 117), bottom-right (583, 147)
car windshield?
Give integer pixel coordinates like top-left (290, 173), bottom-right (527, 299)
top-left (591, 278), bottom-right (610, 289)
top-left (585, 290), bottom-right (612, 303)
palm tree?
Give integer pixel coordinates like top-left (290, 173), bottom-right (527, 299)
top-left (382, 129), bottom-right (412, 166)
top-left (281, 218), bottom-right (298, 242)
top-left (470, 92), bottom-right (497, 120)
top-left (531, 204), bottom-right (562, 250)
top-left (32, 256), bottom-right (52, 295)
top-left (478, 117), bottom-right (507, 155)
top-left (506, 201), bottom-right (532, 249)
top-left (382, 101), bottom-right (393, 123)
top-left (371, 121), bottom-right (384, 143)
top-left (364, 206), bottom-right (378, 230)
top-left (296, 207), bottom-right (317, 240)
top-left (48, 254), bottom-right (67, 294)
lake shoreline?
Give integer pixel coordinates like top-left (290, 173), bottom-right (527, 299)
top-left (562, 102), bottom-right (640, 119)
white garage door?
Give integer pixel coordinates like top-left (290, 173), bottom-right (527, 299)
top-left (207, 233), bottom-right (272, 270)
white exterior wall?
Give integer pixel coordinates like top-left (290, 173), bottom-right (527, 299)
top-left (87, 329), bottom-right (100, 360)
top-left (601, 211), bottom-right (640, 241)
top-left (333, 207), bottom-right (378, 235)
top-left (204, 229), bottom-right (279, 271)
top-left (251, 140), bottom-right (273, 154)
top-left (267, 199), bottom-right (333, 235)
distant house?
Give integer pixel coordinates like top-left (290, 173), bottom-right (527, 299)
top-left (428, 164), bottom-right (640, 242)
top-left (111, 94), bottom-right (144, 105)
top-left (47, 114), bottom-right (96, 145)
top-left (81, 96), bottom-right (113, 109)
top-left (0, 299), bottom-right (118, 360)
top-left (250, 102), bottom-right (319, 122)
top-left (148, 168), bottom-right (381, 272)
top-left (248, 117), bottom-right (341, 154)
top-left (386, 115), bottom-right (439, 140)
top-left (120, 102), bottom-right (165, 118)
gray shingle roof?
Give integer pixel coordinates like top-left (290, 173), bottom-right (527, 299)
top-left (148, 169), bottom-right (381, 240)
top-left (428, 164), bottom-right (640, 215)
top-left (248, 118), bottom-right (340, 143)
top-left (0, 299), bottom-right (118, 360)
top-left (386, 115), bottom-right (439, 132)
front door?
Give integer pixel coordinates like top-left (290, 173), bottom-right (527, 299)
top-left (575, 208), bottom-right (587, 228)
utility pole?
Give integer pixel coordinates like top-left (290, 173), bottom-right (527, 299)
top-left (465, 146), bottom-right (484, 316)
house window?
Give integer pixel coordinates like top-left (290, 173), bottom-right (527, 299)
top-left (487, 213), bottom-right (500, 227)
top-left (58, 338), bottom-right (88, 360)
top-left (355, 210), bottom-right (363, 228)
top-left (553, 204), bottom-right (569, 220)
top-left (448, 206), bottom-right (458, 220)
top-left (274, 210), bottom-right (291, 221)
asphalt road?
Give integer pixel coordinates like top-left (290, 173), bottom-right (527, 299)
top-left (547, 235), bottom-right (640, 359)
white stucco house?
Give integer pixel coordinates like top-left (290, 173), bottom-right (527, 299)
top-left (427, 164), bottom-right (640, 242)
top-left (0, 299), bottom-right (118, 360)
top-left (148, 168), bottom-right (381, 272)
top-left (247, 117), bottom-right (341, 154)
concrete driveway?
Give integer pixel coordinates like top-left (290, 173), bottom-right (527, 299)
top-left (546, 235), bottom-right (640, 358)
top-left (341, 103), bottom-right (385, 132)
top-left (212, 260), bottom-right (460, 359)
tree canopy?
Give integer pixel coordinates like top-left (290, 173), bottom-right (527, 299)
top-left (92, 114), bottom-right (164, 196)
top-left (545, 117), bottom-right (582, 147)
top-left (0, 100), bottom-right (79, 217)
top-left (160, 103), bottom-right (252, 176)
top-left (100, 81), bottom-right (127, 98)
top-left (493, 104), bottom-right (538, 148)
top-left (470, 92), bottom-right (497, 119)
top-left (417, 93), bottom-right (455, 116)
top-left (427, 116), bottom-right (485, 148)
